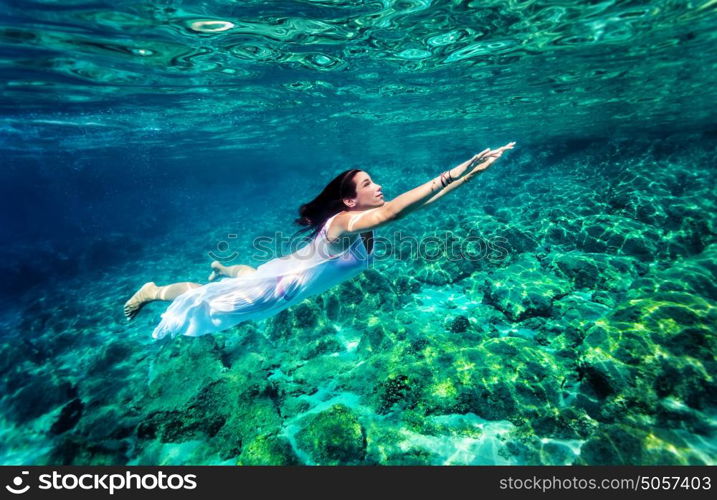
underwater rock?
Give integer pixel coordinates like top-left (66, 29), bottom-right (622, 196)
top-left (138, 409), bottom-right (226, 444)
top-left (49, 435), bottom-right (130, 465)
top-left (551, 293), bottom-right (611, 327)
top-left (0, 342), bottom-right (17, 375)
top-left (514, 317), bottom-right (550, 344)
top-left (449, 315), bottom-right (470, 333)
top-left (288, 353), bottom-right (351, 392)
top-left (415, 261), bottom-right (464, 286)
top-left (293, 301), bottom-right (320, 329)
top-left (357, 325), bottom-right (394, 355)
top-left (10, 321), bottom-right (73, 365)
top-left (610, 292), bottom-right (716, 363)
top-left (570, 215), bottom-right (661, 262)
top-left (217, 327), bottom-right (275, 368)
top-left (578, 424), bottom-right (700, 465)
top-left (457, 381), bottom-right (519, 422)
top-left (266, 299), bottom-right (331, 344)
top-left (353, 272), bottom-right (401, 313)
top-left (265, 308), bottom-right (294, 342)
top-left (417, 340), bottom-right (563, 423)
top-left (502, 439), bottom-right (543, 465)
top-left (544, 219), bottom-right (577, 247)
top-left (295, 404), bottom-right (367, 465)
top-left (591, 289), bottom-right (617, 307)
top-left (236, 432), bottom-right (299, 465)
top-left (394, 274), bottom-right (422, 295)
top-left (628, 244), bottom-right (717, 301)
top-left (379, 444), bottom-right (438, 465)
top-left (664, 216), bottom-right (711, 259)
top-left (359, 419), bottom-right (437, 465)
top-left (663, 326), bottom-right (715, 362)
top-left (481, 255), bottom-right (571, 321)
top-left (547, 252), bottom-right (643, 292)
top-left (78, 407), bottom-right (139, 444)
top-left (361, 268), bottom-right (393, 296)
top-left (337, 280), bottom-right (365, 305)
top-left (407, 222), bottom-right (525, 285)
top-left (325, 294), bottom-right (341, 320)
top-left (280, 397), bottom-right (312, 419)
top-left (415, 230), bottom-right (470, 280)
top-left (664, 194), bottom-right (714, 225)
top-left (654, 356), bottom-right (717, 411)
top-left (5, 374), bottom-right (77, 423)
top-left (573, 283), bottom-right (717, 433)
top-left (500, 226), bottom-right (538, 254)
top-left (375, 374), bottom-right (422, 415)
top-left (531, 407), bottom-right (597, 440)
top-left (655, 397), bottom-right (717, 436)
top-left (576, 351), bottom-right (632, 402)
top-left (1, 361), bottom-right (35, 397)
top-left (459, 214), bottom-right (536, 262)
top-left (462, 301), bottom-right (506, 332)
top-left (88, 341), bottom-right (134, 375)
top-left (301, 336), bottom-right (342, 359)
top-left (144, 337), bottom-right (226, 411)
top-left (214, 397), bottom-right (282, 459)
top-left (50, 398), bottom-right (85, 435)
top-left (578, 424), bottom-right (647, 465)
top-left (606, 167), bottom-right (670, 220)
top-left (138, 373), bottom-right (284, 462)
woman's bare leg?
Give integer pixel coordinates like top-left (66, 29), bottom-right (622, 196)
top-left (124, 281), bottom-right (201, 320)
top-left (156, 282), bottom-right (202, 300)
top-left (208, 260), bottom-right (257, 281)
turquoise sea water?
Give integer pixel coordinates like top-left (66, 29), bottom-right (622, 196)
top-left (1, 0), bottom-right (716, 465)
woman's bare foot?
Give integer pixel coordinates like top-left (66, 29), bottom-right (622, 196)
top-left (124, 282), bottom-right (159, 321)
top-left (208, 260), bottom-right (225, 282)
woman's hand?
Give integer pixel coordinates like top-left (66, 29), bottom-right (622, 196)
top-left (414, 142), bottom-right (515, 212)
top-left (485, 141), bottom-right (516, 160)
top-left (471, 148), bottom-right (493, 164)
top-left (449, 148), bottom-right (498, 180)
top-left (464, 141), bottom-right (516, 180)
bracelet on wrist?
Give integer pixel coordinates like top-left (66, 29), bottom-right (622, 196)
top-left (441, 170), bottom-right (454, 186)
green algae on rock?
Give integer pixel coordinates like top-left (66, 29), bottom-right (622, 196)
top-left (237, 433), bottom-right (299, 466)
top-left (294, 404), bottom-right (367, 465)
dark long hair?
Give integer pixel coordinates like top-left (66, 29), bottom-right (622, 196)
top-left (294, 169), bottom-right (362, 241)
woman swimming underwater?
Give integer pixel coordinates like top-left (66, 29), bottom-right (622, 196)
top-left (123, 142), bottom-right (516, 339)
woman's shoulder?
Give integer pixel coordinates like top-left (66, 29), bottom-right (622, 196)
top-left (326, 209), bottom-right (379, 244)
top-left (325, 211), bottom-right (349, 243)
top-left (326, 209), bottom-right (368, 233)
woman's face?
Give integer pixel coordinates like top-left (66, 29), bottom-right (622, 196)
top-left (346, 171), bottom-right (384, 210)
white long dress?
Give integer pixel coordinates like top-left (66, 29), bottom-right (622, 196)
top-left (151, 210), bottom-right (376, 339)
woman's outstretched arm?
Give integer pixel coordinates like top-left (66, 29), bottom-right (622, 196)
top-left (339, 142), bottom-right (515, 234)
top-left (389, 141), bottom-right (515, 220)
top-left (336, 167), bottom-right (466, 235)
top-left (418, 141), bottom-right (516, 209)
top-left (384, 146), bottom-right (508, 219)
